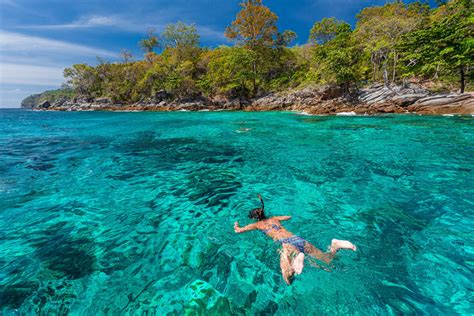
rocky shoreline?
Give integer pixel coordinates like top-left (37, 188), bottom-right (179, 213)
top-left (26, 84), bottom-right (474, 115)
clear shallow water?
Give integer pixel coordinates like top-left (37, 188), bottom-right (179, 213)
top-left (0, 109), bottom-right (473, 315)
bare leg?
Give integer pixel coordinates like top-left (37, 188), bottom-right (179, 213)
top-left (304, 242), bottom-right (335, 265)
top-left (279, 245), bottom-right (295, 285)
top-left (329, 239), bottom-right (357, 253)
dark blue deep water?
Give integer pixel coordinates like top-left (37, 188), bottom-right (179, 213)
top-left (0, 109), bottom-right (473, 314)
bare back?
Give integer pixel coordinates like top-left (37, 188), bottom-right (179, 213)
top-left (255, 217), bottom-right (294, 240)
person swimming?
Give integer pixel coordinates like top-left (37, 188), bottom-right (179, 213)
top-left (234, 195), bottom-right (357, 284)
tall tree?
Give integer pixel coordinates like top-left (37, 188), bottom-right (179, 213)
top-left (309, 17), bottom-right (344, 45)
top-left (225, 0), bottom-right (278, 49)
top-left (354, 2), bottom-right (429, 85)
top-left (162, 22), bottom-right (200, 49)
top-left (399, 0), bottom-right (473, 92)
top-left (161, 22), bottom-right (201, 62)
top-left (225, 0), bottom-right (279, 94)
top-left (139, 28), bottom-right (160, 53)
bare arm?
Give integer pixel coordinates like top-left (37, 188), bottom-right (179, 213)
top-left (234, 222), bottom-right (258, 233)
top-left (272, 216), bottom-right (291, 221)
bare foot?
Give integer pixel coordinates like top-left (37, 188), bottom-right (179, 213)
top-left (292, 253), bottom-right (305, 275)
top-left (330, 239), bottom-right (357, 253)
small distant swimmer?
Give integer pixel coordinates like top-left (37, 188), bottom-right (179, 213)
top-left (234, 195), bottom-right (356, 284)
top-left (236, 127), bottom-right (252, 133)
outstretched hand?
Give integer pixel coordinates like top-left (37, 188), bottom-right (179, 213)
top-left (234, 221), bottom-right (242, 233)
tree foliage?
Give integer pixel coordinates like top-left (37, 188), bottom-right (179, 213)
top-left (139, 28), bottom-right (160, 53)
top-left (309, 18), bottom-right (345, 44)
top-left (60, 0), bottom-right (472, 105)
top-left (398, 0), bottom-right (473, 92)
top-left (354, 1), bottom-right (429, 84)
top-left (225, 0), bottom-right (278, 49)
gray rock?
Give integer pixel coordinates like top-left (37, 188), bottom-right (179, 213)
top-left (95, 97), bottom-right (112, 104)
top-left (415, 94), bottom-right (471, 106)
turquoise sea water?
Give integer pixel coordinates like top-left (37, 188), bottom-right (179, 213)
top-left (0, 109), bottom-right (473, 315)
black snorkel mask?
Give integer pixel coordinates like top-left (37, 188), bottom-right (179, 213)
top-left (248, 194), bottom-right (265, 220)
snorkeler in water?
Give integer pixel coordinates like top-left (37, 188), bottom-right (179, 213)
top-left (234, 195), bottom-right (356, 285)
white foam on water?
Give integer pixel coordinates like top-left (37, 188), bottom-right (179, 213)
top-left (294, 111), bottom-right (328, 116)
top-left (443, 114), bottom-right (454, 117)
top-left (336, 111), bottom-right (357, 116)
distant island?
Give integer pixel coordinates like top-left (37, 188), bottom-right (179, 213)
top-left (22, 0), bottom-right (473, 114)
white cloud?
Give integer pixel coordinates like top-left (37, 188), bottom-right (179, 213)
top-left (0, 63), bottom-right (64, 86)
top-left (0, 30), bottom-right (117, 107)
top-left (0, 30), bottom-right (116, 58)
top-left (18, 14), bottom-right (164, 33)
top-left (0, 30), bottom-right (116, 86)
top-left (17, 14), bottom-right (226, 41)
top-left (27, 15), bottom-right (131, 30)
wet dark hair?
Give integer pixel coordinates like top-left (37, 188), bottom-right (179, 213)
top-left (248, 194), bottom-right (266, 221)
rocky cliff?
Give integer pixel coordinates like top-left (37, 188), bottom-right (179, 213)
top-left (24, 84), bottom-right (474, 115)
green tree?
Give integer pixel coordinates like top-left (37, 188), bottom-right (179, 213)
top-left (276, 30), bottom-right (297, 47)
top-left (162, 22), bottom-right (202, 63)
top-left (309, 17), bottom-right (344, 45)
top-left (399, 0), bottom-right (473, 92)
top-left (139, 28), bottom-right (160, 53)
top-left (162, 22), bottom-right (200, 49)
top-left (354, 2), bottom-right (429, 84)
top-left (225, 0), bottom-right (279, 94)
top-left (202, 46), bottom-right (256, 100)
top-left (313, 23), bottom-right (361, 91)
top-left (63, 64), bottom-right (101, 97)
top-left (225, 0), bottom-right (278, 49)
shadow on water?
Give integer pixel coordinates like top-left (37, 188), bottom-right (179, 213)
top-left (0, 219), bottom-right (97, 310)
top-left (354, 202), bottom-right (439, 313)
top-left (31, 221), bottom-right (97, 280)
top-left (175, 166), bottom-right (242, 210)
top-left (112, 131), bottom-right (244, 210)
top-left (0, 281), bottom-right (39, 310)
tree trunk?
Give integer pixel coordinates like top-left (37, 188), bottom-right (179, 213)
top-left (392, 52), bottom-right (397, 83)
top-left (373, 62), bottom-right (377, 82)
top-left (460, 65), bottom-right (465, 93)
top-left (252, 60), bottom-right (257, 96)
top-left (371, 53), bottom-right (377, 82)
top-left (383, 62), bottom-right (389, 87)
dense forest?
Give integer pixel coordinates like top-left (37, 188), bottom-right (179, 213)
top-left (35, 0), bottom-right (474, 105)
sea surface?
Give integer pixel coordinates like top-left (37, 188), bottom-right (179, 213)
top-left (0, 109), bottom-right (473, 315)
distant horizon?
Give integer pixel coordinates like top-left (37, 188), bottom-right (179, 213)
top-left (0, 0), bottom-right (436, 108)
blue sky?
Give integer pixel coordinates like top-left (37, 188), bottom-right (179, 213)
top-left (0, 0), bottom-right (432, 108)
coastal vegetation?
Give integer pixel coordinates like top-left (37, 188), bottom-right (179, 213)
top-left (24, 0), bottom-right (472, 107)
top-left (21, 86), bottom-right (74, 108)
